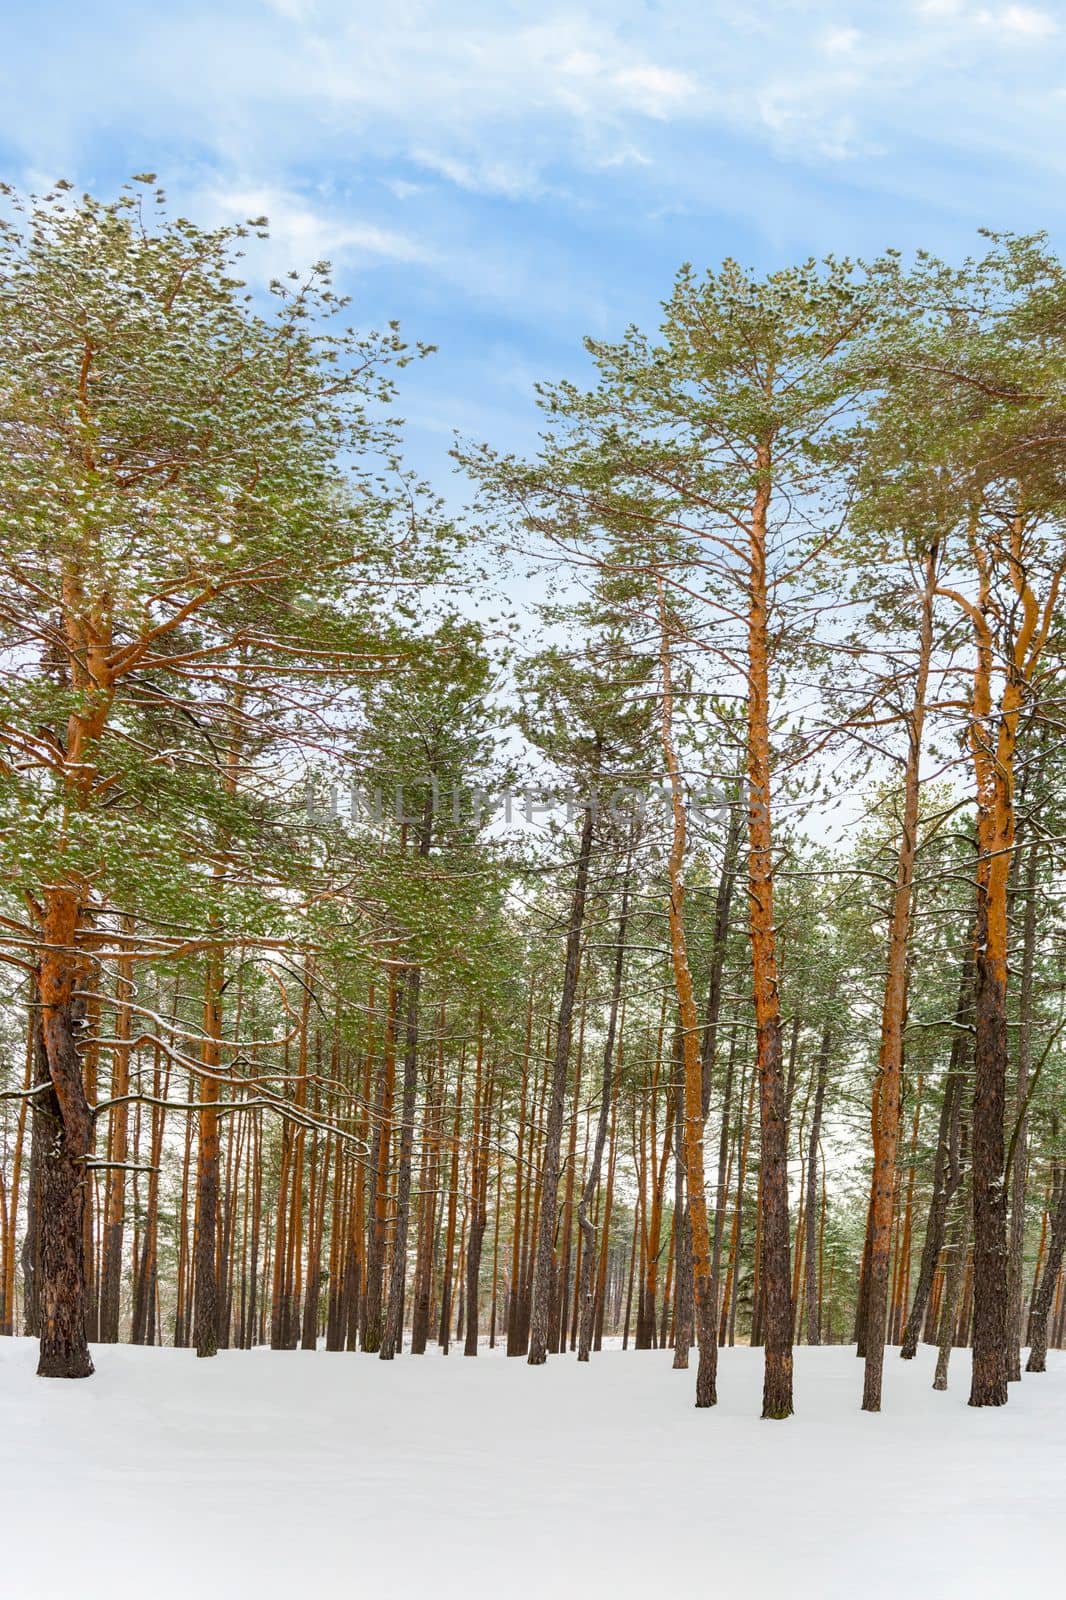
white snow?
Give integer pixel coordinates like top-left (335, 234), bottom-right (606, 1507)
top-left (1, 1338), bottom-right (1063, 1598)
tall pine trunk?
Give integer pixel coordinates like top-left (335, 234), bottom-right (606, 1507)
top-left (746, 455), bottom-right (792, 1419)
top-left (35, 890), bottom-right (94, 1379)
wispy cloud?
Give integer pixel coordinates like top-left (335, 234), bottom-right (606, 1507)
top-left (410, 150), bottom-right (547, 201)
top-left (916, 0), bottom-right (1057, 34)
top-left (6, 2), bottom-right (1064, 217)
top-left (202, 184), bottom-right (425, 274)
top-left (983, 4), bottom-right (1058, 36)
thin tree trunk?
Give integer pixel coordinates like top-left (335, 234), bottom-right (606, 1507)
top-left (901, 945), bottom-right (972, 1358)
top-left (1, 997), bottom-right (34, 1335)
top-left (362, 977), bottom-right (398, 1353)
top-left (380, 968), bottom-right (422, 1361)
top-left (99, 924), bottom-right (134, 1343)
top-left (710, 1026), bottom-right (737, 1333)
top-left (933, 1189), bottom-right (972, 1391)
top-left (746, 451), bottom-right (792, 1419)
top-left (658, 582), bottom-right (718, 1407)
top-left (464, 1046), bottom-right (492, 1357)
top-left (528, 798), bottom-right (595, 1366)
top-left (555, 996), bottom-right (585, 1355)
top-left (1006, 839), bottom-right (1038, 1381)
top-left (437, 1044), bottom-right (466, 1353)
top-left (194, 944), bottom-right (224, 1359)
top-left (577, 887), bottom-right (629, 1361)
top-left (411, 1006), bottom-right (445, 1355)
top-left (805, 1024), bottom-right (831, 1345)
top-left (1026, 1164), bottom-right (1066, 1373)
top-left (594, 1064), bottom-right (620, 1352)
top-left (862, 540), bottom-right (937, 1411)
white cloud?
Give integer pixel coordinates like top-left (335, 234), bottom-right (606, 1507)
top-left (823, 26), bottom-right (861, 54)
top-left (756, 85), bottom-right (871, 161)
top-left (990, 4), bottom-right (1058, 34)
top-left (260, 0), bottom-right (316, 18)
top-left (411, 149), bottom-right (546, 199)
top-left (593, 144), bottom-right (653, 170)
top-left (921, 0), bottom-right (1057, 33)
top-left (202, 184), bottom-right (424, 274)
top-left (559, 49), bottom-right (602, 77)
top-left (281, 15), bottom-right (702, 134)
top-left (261, 0), bottom-right (316, 19)
top-left (611, 64), bottom-right (696, 116)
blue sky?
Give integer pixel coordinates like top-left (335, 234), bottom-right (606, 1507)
top-left (3, 0), bottom-right (1066, 490)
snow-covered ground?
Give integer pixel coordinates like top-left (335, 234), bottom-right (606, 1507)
top-left (1, 1337), bottom-right (1062, 1598)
